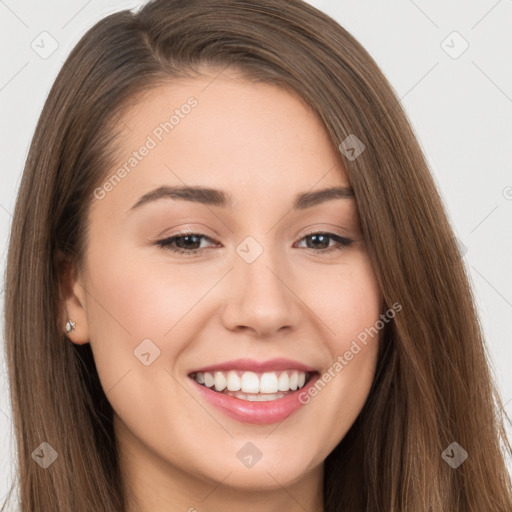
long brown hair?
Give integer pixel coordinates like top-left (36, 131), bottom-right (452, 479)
top-left (3, 0), bottom-right (512, 510)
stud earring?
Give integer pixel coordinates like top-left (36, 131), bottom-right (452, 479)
top-left (65, 319), bottom-right (76, 333)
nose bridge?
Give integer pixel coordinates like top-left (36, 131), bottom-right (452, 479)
top-left (221, 233), bottom-right (301, 335)
top-left (240, 239), bottom-right (284, 297)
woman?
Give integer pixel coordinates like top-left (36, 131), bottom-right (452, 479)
top-left (3, 0), bottom-right (512, 510)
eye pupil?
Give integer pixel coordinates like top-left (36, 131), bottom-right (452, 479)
top-left (176, 235), bottom-right (200, 249)
top-left (307, 234), bottom-right (329, 249)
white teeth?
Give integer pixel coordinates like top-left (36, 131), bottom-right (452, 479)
top-left (193, 369), bottom-right (310, 396)
top-left (214, 371), bottom-right (226, 392)
top-left (204, 372), bottom-right (214, 388)
top-left (226, 370), bottom-right (241, 391)
top-left (241, 371), bottom-right (260, 393)
top-left (222, 389), bottom-right (289, 401)
top-left (289, 370), bottom-right (298, 391)
top-left (259, 372), bottom-right (278, 393)
top-left (278, 372), bottom-right (290, 391)
top-left (244, 392), bottom-right (285, 401)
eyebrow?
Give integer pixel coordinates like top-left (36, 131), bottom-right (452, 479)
top-left (127, 184), bottom-right (354, 213)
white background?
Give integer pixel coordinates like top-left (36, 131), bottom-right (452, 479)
top-left (1, 0), bottom-right (511, 503)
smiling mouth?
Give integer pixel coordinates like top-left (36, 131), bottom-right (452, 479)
top-left (189, 369), bottom-right (314, 402)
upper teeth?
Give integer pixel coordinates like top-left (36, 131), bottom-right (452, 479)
top-left (193, 370), bottom-right (308, 394)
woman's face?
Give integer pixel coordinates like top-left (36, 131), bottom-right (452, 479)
top-left (64, 70), bottom-right (382, 502)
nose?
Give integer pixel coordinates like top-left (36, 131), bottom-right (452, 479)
top-left (220, 245), bottom-right (302, 338)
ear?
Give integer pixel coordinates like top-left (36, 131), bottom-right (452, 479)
top-left (56, 249), bottom-right (90, 345)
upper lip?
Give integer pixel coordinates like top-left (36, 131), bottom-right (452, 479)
top-left (189, 358), bottom-right (317, 374)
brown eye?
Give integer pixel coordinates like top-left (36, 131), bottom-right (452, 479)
top-left (296, 232), bottom-right (354, 253)
top-left (156, 233), bottom-right (217, 255)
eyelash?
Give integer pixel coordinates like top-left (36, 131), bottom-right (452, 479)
top-left (155, 230), bottom-right (354, 256)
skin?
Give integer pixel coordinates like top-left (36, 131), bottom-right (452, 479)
top-left (61, 68), bottom-right (382, 512)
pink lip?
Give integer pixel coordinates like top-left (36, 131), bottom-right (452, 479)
top-left (190, 373), bottom-right (320, 424)
top-left (188, 358), bottom-right (317, 374)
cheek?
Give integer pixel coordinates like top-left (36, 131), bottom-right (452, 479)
top-left (83, 240), bottom-right (233, 404)
top-left (305, 254), bottom-right (381, 423)
top-left (312, 254), bottom-right (382, 347)
top-left (85, 240), bottom-right (208, 341)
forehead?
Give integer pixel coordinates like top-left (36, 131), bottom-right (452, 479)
top-left (94, 73), bottom-right (351, 214)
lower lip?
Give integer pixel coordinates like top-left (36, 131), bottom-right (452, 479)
top-left (190, 373), bottom-right (320, 424)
